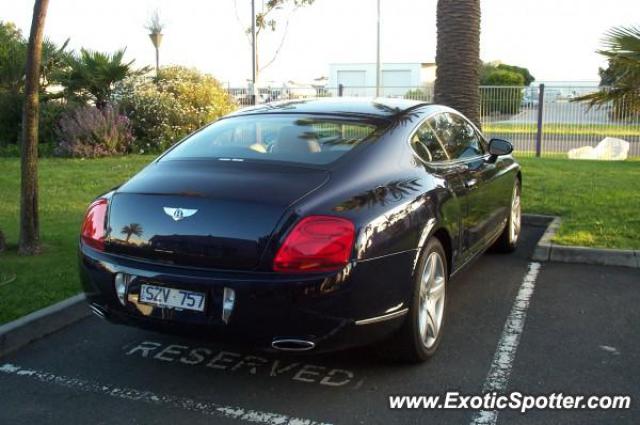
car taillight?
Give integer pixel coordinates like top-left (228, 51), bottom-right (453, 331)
top-left (81, 198), bottom-right (108, 251)
top-left (273, 216), bottom-right (355, 273)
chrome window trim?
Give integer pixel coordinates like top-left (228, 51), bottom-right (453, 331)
top-left (406, 111), bottom-right (449, 165)
top-left (406, 109), bottom-right (489, 167)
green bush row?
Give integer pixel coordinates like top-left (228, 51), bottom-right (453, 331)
top-left (0, 66), bottom-right (237, 158)
top-left (1, 21), bottom-right (237, 158)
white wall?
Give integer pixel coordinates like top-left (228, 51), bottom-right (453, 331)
top-left (328, 63), bottom-right (423, 96)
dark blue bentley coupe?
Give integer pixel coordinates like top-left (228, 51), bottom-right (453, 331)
top-left (80, 98), bottom-right (521, 362)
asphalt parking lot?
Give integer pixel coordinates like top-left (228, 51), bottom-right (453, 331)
top-left (1, 225), bottom-right (638, 425)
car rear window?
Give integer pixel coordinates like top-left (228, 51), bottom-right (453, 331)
top-left (161, 114), bottom-right (383, 165)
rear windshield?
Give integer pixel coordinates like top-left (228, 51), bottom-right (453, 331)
top-left (161, 114), bottom-right (384, 165)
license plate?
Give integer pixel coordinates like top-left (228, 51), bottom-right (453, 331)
top-left (139, 284), bottom-right (206, 312)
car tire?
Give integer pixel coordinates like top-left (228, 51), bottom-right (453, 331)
top-left (387, 237), bottom-right (448, 362)
top-left (493, 179), bottom-right (522, 253)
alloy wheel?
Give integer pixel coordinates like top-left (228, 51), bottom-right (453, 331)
top-left (418, 251), bottom-right (446, 349)
top-left (510, 185), bottom-right (522, 244)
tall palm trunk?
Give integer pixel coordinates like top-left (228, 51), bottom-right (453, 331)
top-left (433, 0), bottom-right (481, 127)
top-left (19, 0), bottom-right (50, 255)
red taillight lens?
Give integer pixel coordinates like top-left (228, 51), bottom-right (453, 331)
top-left (81, 198), bottom-right (108, 251)
top-left (273, 216), bottom-right (355, 273)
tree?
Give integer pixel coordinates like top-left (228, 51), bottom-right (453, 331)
top-left (575, 25), bottom-right (640, 118)
top-left (235, 0), bottom-right (315, 80)
top-left (19, 0), bottom-right (49, 255)
top-left (481, 62), bottom-right (534, 86)
top-left (39, 38), bottom-right (72, 97)
top-left (0, 21), bottom-right (27, 145)
top-left (481, 70), bottom-right (525, 114)
top-left (59, 48), bottom-right (146, 108)
top-left (433, 0), bottom-right (482, 127)
top-left (495, 64), bottom-right (534, 86)
top-left (0, 21), bottom-right (70, 95)
top-left (1, 21), bottom-right (69, 145)
top-left (0, 21), bottom-right (26, 91)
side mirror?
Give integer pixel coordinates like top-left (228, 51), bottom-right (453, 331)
top-left (488, 138), bottom-right (513, 156)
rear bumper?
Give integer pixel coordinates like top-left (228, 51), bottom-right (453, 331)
top-left (79, 245), bottom-right (417, 353)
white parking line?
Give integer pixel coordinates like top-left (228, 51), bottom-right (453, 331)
top-left (0, 363), bottom-right (332, 425)
top-left (470, 262), bottom-right (542, 425)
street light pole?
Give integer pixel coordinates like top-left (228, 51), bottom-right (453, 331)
top-left (148, 33), bottom-right (163, 80)
top-left (375, 0), bottom-right (381, 97)
top-left (155, 45), bottom-right (160, 78)
top-left (251, 0), bottom-right (258, 104)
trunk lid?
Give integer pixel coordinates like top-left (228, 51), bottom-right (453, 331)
top-left (106, 160), bottom-right (329, 269)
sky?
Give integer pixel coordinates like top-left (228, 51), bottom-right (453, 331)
top-left (1, 0), bottom-right (637, 86)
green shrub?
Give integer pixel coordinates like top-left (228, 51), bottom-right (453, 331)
top-left (495, 64), bottom-right (534, 86)
top-left (0, 141), bottom-right (54, 157)
top-left (0, 89), bottom-right (22, 145)
top-left (53, 104), bottom-right (134, 158)
top-left (39, 101), bottom-right (67, 146)
top-left (0, 94), bottom-right (66, 155)
top-left (482, 69), bottom-right (525, 86)
top-left (481, 70), bottom-right (525, 114)
top-left (116, 66), bottom-right (237, 153)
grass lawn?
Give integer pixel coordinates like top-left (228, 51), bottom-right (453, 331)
top-left (484, 122), bottom-right (640, 137)
top-left (0, 156), bottom-right (152, 324)
top-left (517, 157), bottom-right (640, 249)
top-left (1, 155), bottom-right (639, 324)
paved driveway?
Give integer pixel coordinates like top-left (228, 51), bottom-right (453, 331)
top-left (1, 225), bottom-right (638, 424)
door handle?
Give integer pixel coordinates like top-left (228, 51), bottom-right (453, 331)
top-left (465, 178), bottom-right (478, 189)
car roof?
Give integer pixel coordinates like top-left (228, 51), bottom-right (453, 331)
top-left (228, 97), bottom-right (430, 120)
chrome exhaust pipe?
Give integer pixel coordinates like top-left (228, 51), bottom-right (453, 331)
top-left (271, 338), bottom-right (316, 352)
top-left (89, 304), bottom-right (107, 320)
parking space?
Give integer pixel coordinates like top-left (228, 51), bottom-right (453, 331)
top-left (502, 262), bottom-right (640, 425)
top-left (1, 225), bottom-right (638, 424)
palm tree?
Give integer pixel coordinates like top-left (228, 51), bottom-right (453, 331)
top-left (19, 0), bottom-right (49, 255)
top-left (433, 0), bottom-right (482, 127)
top-left (59, 48), bottom-right (146, 108)
top-left (39, 38), bottom-right (71, 96)
top-left (121, 223), bottom-right (143, 243)
top-left (575, 26), bottom-right (640, 118)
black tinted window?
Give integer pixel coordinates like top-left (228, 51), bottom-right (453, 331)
top-left (410, 122), bottom-right (448, 162)
top-left (429, 113), bottom-right (484, 160)
top-left (162, 114), bottom-right (382, 165)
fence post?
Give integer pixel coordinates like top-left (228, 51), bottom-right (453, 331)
top-left (535, 83), bottom-right (545, 158)
top-left (338, 84), bottom-right (344, 97)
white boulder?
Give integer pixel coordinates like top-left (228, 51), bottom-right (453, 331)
top-left (568, 137), bottom-right (630, 161)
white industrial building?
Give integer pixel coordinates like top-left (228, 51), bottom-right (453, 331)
top-left (328, 62), bottom-right (437, 96)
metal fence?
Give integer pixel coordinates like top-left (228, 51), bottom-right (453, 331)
top-left (227, 84), bottom-right (640, 158)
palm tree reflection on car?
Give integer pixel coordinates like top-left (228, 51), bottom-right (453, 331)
top-left (121, 223), bottom-right (143, 243)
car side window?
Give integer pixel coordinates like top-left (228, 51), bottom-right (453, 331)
top-left (451, 114), bottom-right (486, 158)
top-left (410, 122), bottom-right (449, 163)
top-left (429, 113), bottom-right (485, 160)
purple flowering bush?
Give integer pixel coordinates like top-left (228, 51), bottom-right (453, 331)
top-left (54, 105), bottom-right (134, 158)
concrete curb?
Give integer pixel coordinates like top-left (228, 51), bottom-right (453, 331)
top-left (0, 293), bottom-right (89, 358)
top-left (528, 214), bottom-right (640, 268)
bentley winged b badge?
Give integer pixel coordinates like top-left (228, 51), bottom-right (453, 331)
top-left (163, 207), bottom-right (198, 222)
